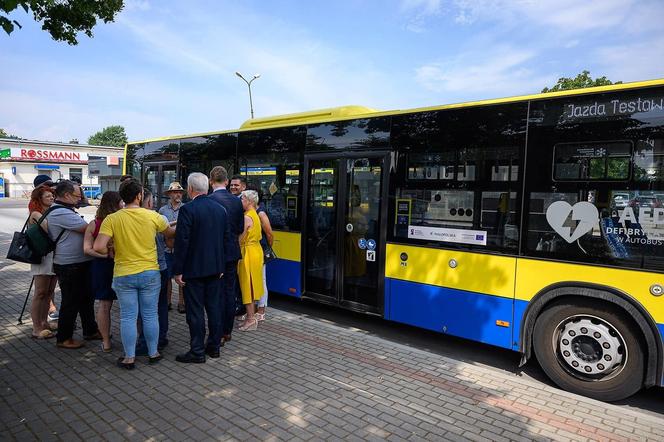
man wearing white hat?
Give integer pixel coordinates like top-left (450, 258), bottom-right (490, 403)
top-left (159, 181), bottom-right (185, 313)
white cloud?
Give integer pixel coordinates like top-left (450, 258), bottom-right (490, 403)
top-left (415, 46), bottom-right (555, 98)
top-left (401, 0), bottom-right (661, 35)
top-left (124, 0), bottom-right (151, 12)
top-left (400, 0), bottom-right (444, 14)
top-left (594, 36), bottom-right (664, 82)
top-left (399, 0), bottom-right (445, 32)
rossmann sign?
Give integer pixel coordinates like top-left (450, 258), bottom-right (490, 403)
top-left (1, 147), bottom-right (88, 164)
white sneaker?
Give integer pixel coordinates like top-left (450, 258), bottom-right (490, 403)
top-left (48, 311), bottom-right (59, 321)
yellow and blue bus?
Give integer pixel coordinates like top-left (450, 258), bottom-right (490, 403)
top-left (125, 79), bottom-right (664, 401)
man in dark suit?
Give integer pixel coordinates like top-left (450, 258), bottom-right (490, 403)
top-left (173, 172), bottom-right (228, 363)
top-left (208, 166), bottom-right (244, 344)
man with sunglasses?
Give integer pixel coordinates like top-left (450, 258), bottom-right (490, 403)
top-left (46, 180), bottom-right (100, 349)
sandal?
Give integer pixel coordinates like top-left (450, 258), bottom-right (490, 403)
top-left (116, 357), bottom-right (135, 370)
top-left (255, 313), bottom-right (265, 322)
top-left (101, 342), bottom-right (112, 353)
top-left (238, 318), bottom-right (258, 331)
top-left (31, 329), bottom-right (55, 340)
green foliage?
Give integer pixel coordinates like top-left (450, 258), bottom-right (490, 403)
top-left (542, 70), bottom-right (622, 93)
top-left (1, 0), bottom-right (124, 45)
top-left (87, 125), bottom-right (127, 147)
top-left (0, 127), bottom-right (20, 139)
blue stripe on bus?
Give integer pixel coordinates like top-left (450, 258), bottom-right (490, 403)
top-left (384, 278), bottom-right (513, 349)
top-left (266, 258), bottom-right (301, 298)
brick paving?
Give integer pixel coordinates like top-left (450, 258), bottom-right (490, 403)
top-left (1, 231), bottom-right (663, 441)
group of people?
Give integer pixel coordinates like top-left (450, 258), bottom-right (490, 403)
top-left (26, 166), bottom-right (275, 369)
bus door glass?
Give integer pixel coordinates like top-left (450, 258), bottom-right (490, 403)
top-left (342, 157), bottom-right (384, 308)
top-left (143, 162), bottom-right (178, 209)
top-left (303, 154), bottom-right (387, 313)
top-left (305, 159), bottom-right (339, 300)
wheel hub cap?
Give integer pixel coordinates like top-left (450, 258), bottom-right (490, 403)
top-left (557, 316), bottom-right (625, 378)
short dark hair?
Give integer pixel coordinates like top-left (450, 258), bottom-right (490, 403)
top-left (69, 176), bottom-right (82, 185)
top-left (230, 175), bottom-right (246, 184)
top-left (54, 180), bottom-right (76, 198)
top-left (119, 178), bottom-right (143, 204)
top-left (141, 188), bottom-right (153, 208)
top-left (209, 166), bottom-right (229, 184)
top-left (120, 174), bottom-right (135, 183)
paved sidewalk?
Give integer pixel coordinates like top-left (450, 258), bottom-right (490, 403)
top-left (1, 234), bottom-right (663, 441)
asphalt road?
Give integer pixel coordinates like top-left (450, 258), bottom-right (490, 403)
top-left (0, 197), bottom-right (661, 417)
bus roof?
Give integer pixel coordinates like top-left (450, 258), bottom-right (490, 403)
top-left (128, 77), bottom-right (664, 145)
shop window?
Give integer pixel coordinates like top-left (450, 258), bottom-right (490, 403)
top-left (69, 168), bottom-right (82, 183)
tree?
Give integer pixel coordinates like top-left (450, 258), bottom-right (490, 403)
top-left (542, 70), bottom-right (622, 93)
top-left (1, 0), bottom-right (124, 45)
top-left (88, 125), bottom-right (128, 147)
top-left (0, 128), bottom-right (20, 139)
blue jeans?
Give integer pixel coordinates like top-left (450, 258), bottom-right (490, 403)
top-left (112, 270), bottom-right (161, 358)
top-left (137, 270), bottom-right (170, 350)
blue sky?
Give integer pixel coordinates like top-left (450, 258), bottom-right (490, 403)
top-left (1, 0), bottom-right (663, 143)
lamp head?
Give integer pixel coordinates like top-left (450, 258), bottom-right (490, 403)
top-left (253, 74), bottom-right (261, 79)
top-left (235, 71), bottom-right (242, 78)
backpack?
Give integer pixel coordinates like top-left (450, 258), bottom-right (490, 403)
top-left (25, 205), bottom-right (75, 261)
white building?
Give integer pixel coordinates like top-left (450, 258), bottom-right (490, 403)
top-left (0, 139), bottom-right (124, 198)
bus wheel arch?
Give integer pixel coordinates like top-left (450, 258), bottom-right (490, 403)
top-left (519, 284), bottom-right (662, 399)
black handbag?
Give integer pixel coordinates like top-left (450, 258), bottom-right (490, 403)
top-left (262, 243), bottom-right (278, 264)
top-left (7, 218), bottom-right (41, 264)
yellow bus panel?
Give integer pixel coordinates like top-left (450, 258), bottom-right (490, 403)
top-left (515, 259), bottom-right (664, 323)
top-left (385, 244), bottom-right (516, 299)
top-left (272, 231), bottom-right (301, 262)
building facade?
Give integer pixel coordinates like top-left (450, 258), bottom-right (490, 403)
top-left (0, 139), bottom-right (124, 198)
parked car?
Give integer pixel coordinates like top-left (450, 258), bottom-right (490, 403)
top-left (629, 195), bottom-right (662, 209)
top-left (82, 185), bottom-right (102, 200)
top-left (612, 192), bottom-right (630, 209)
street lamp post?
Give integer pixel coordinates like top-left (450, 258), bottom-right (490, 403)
top-left (235, 71), bottom-right (260, 119)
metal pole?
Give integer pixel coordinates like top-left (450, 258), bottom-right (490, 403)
top-left (247, 82), bottom-right (255, 119)
top-left (235, 72), bottom-right (260, 120)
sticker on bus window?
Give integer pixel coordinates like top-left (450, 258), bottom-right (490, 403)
top-left (408, 226), bottom-right (487, 246)
top-left (395, 198), bottom-right (412, 226)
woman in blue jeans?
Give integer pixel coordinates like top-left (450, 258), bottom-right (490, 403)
top-left (93, 179), bottom-right (176, 369)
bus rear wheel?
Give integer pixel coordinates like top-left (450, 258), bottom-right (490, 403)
top-left (533, 299), bottom-right (644, 402)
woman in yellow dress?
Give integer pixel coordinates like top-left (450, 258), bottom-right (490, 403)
top-left (237, 190), bottom-right (264, 331)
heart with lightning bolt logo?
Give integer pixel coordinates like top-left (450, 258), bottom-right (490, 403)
top-left (546, 201), bottom-right (599, 243)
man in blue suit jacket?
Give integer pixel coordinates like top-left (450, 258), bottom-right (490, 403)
top-left (208, 166), bottom-right (244, 343)
top-left (173, 172), bottom-right (228, 363)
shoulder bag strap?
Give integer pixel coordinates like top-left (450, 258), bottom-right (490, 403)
top-left (42, 205), bottom-right (77, 250)
top-left (20, 215), bottom-right (31, 233)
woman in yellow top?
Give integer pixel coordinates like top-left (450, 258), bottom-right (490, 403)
top-left (237, 189), bottom-right (264, 331)
top-left (93, 179), bottom-right (176, 369)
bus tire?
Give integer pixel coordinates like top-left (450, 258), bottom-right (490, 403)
top-left (533, 299), bottom-right (644, 402)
